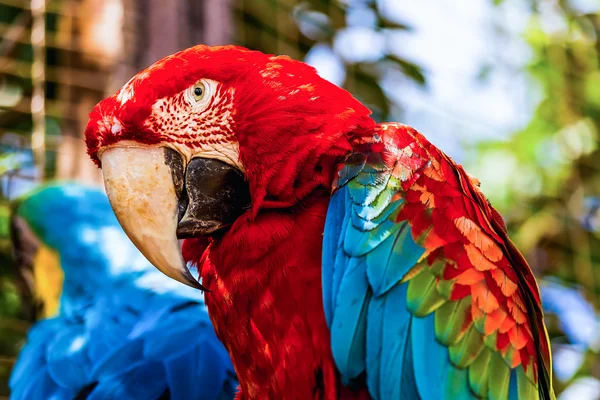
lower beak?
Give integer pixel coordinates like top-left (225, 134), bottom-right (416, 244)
top-left (99, 145), bottom-right (249, 289)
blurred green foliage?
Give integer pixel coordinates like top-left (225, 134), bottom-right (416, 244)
top-left (0, 193), bottom-right (25, 396)
top-left (468, 0), bottom-right (600, 393)
top-left (473, 0), bottom-right (600, 306)
top-left (236, 0), bottom-right (425, 121)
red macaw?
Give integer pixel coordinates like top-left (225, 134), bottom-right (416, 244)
top-left (85, 45), bottom-right (554, 400)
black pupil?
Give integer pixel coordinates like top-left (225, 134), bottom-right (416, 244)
top-left (194, 86), bottom-right (203, 97)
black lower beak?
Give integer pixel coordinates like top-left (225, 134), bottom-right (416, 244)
top-left (164, 149), bottom-right (250, 239)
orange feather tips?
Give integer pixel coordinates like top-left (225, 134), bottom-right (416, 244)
top-left (483, 308), bottom-right (508, 336)
top-left (326, 121), bottom-right (553, 399)
top-left (472, 281), bottom-right (500, 314)
top-left (490, 268), bottom-right (519, 297)
top-left (454, 217), bottom-right (503, 262)
top-left (382, 124), bottom-right (552, 396)
top-left (465, 244), bottom-right (498, 272)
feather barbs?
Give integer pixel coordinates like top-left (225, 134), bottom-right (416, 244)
top-left (327, 122), bottom-right (552, 399)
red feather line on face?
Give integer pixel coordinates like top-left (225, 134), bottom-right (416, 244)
top-left (145, 86), bottom-right (236, 148)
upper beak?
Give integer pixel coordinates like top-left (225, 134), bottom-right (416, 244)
top-left (99, 144), bottom-right (250, 290)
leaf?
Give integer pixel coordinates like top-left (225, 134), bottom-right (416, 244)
top-left (346, 66), bottom-right (391, 121)
top-left (385, 55), bottom-right (427, 87)
top-left (376, 17), bottom-right (413, 31)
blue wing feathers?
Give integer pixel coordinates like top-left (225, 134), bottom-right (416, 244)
top-left (365, 294), bottom-right (384, 400)
top-left (377, 283), bottom-right (413, 400)
top-left (127, 303), bottom-right (174, 339)
top-left (350, 197), bottom-right (400, 232)
top-left (326, 174), bottom-right (425, 399)
top-left (16, 293), bottom-right (237, 400)
top-left (192, 341), bottom-right (236, 400)
top-left (46, 327), bottom-right (91, 388)
top-left (165, 348), bottom-right (199, 400)
top-left (330, 257), bottom-right (370, 382)
top-left (88, 362), bottom-right (168, 400)
top-left (142, 322), bottom-right (208, 361)
top-left (366, 220), bottom-right (425, 296)
top-left (323, 159), bottom-right (486, 399)
top-left (325, 180), bottom-right (433, 399)
top-left (10, 184), bottom-right (237, 400)
top-left (344, 216), bottom-right (399, 257)
top-left (399, 324), bottom-right (420, 399)
top-left (411, 314), bottom-right (474, 400)
top-left (9, 321), bottom-right (58, 388)
top-left (322, 187), bottom-right (345, 326)
top-left (90, 339), bottom-right (145, 380)
top-left (509, 369), bottom-right (519, 400)
top-left (325, 189), bottom-right (351, 327)
top-left (19, 369), bottom-right (65, 400)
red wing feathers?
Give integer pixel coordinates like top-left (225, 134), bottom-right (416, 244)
top-left (372, 123), bottom-right (553, 397)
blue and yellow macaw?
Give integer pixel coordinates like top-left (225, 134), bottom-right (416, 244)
top-left (9, 183), bottom-right (237, 399)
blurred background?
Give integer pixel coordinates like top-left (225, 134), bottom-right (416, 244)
top-left (0, 0), bottom-right (599, 398)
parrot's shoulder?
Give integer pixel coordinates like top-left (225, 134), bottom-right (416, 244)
top-left (341, 121), bottom-right (507, 236)
top-left (325, 122), bottom-right (554, 399)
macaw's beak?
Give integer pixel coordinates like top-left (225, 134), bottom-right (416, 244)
top-left (99, 145), bottom-right (250, 290)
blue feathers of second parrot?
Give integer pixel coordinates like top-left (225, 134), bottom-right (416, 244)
top-left (9, 183), bottom-right (237, 400)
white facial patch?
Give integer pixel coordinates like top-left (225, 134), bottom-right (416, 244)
top-left (146, 80), bottom-right (242, 171)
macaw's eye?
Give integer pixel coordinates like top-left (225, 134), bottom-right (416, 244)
top-left (186, 80), bottom-right (211, 107)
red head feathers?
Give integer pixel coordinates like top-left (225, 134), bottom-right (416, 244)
top-left (86, 45), bottom-right (374, 212)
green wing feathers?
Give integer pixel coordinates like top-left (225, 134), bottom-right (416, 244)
top-left (323, 123), bottom-right (554, 399)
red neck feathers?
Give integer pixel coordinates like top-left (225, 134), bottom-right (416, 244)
top-left (185, 135), bottom-right (372, 399)
top-left (174, 46), bottom-right (376, 399)
top-left (196, 190), bottom-right (370, 399)
top-left (202, 191), bottom-right (336, 399)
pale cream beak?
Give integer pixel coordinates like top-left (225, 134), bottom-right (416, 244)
top-left (99, 145), bottom-right (203, 289)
